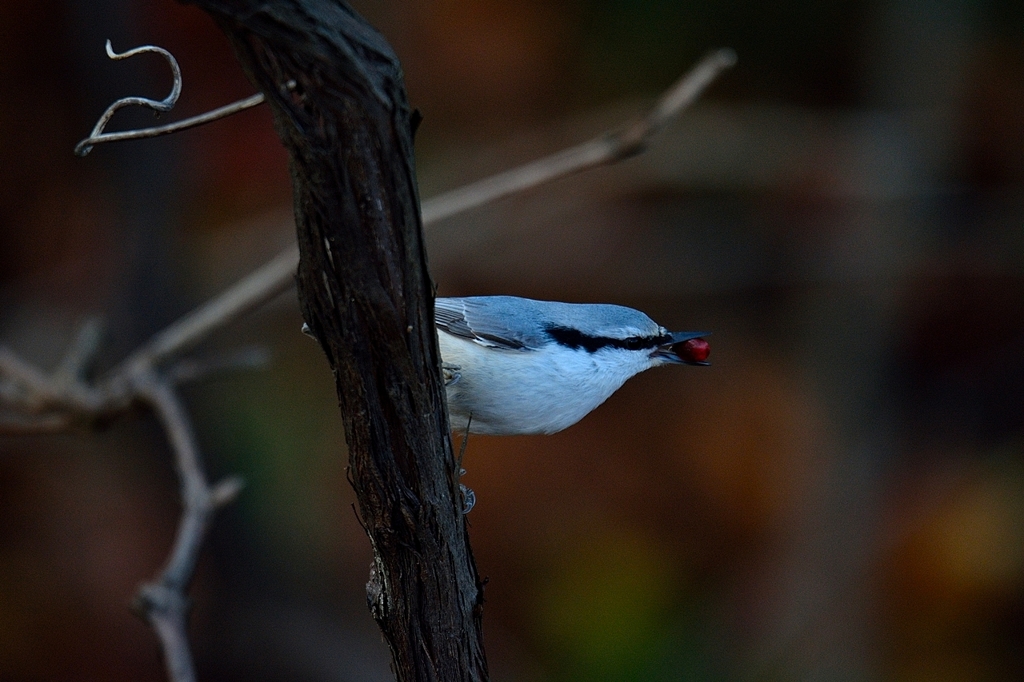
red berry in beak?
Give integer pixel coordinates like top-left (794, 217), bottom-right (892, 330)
top-left (677, 337), bottom-right (709, 364)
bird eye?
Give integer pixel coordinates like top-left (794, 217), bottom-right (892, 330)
top-left (623, 336), bottom-right (644, 350)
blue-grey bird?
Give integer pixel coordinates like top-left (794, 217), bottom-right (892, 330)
top-left (435, 296), bottom-right (709, 435)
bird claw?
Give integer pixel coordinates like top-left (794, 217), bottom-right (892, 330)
top-left (459, 482), bottom-right (476, 514)
top-left (442, 362), bottom-right (462, 386)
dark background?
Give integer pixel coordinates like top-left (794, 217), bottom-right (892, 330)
top-left (2, 1), bottom-right (1024, 680)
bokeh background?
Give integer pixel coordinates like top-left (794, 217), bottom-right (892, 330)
top-left (3, 1), bottom-right (1024, 680)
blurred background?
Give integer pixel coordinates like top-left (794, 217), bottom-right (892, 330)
top-left (2, 0), bottom-right (1024, 680)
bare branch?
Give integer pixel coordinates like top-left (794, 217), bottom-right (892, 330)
top-left (637, 48), bottom-right (737, 138)
top-left (76, 94), bottom-right (266, 156)
top-left (200, 3), bottom-right (488, 678)
top-left (137, 376), bottom-right (211, 587)
top-left (420, 48), bottom-right (737, 225)
top-left (0, 347), bottom-right (61, 406)
top-left (60, 49), bottom-right (735, 392)
top-left (134, 375), bottom-right (239, 682)
top-left (210, 476), bottom-right (245, 507)
top-left (2, 355), bottom-right (246, 682)
top-left (110, 245), bottom-right (297, 379)
top-left (53, 317), bottom-right (104, 386)
top-left (166, 346), bottom-right (271, 385)
top-left (74, 40), bottom-right (272, 157)
top-left (75, 41), bottom-right (183, 156)
top-left (136, 593), bottom-right (195, 682)
top-left (0, 346), bottom-right (107, 413)
top-left (1, 336), bottom-right (241, 680)
top-left (60, 51), bottom-right (736, 387)
top-left (0, 413), bottom-right (73, 435)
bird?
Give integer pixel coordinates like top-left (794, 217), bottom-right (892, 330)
top-left (435, 296), bottom-right (709, 435)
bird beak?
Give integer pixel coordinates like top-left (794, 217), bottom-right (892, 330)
top-left (652, 332), bottom-right (711, 366)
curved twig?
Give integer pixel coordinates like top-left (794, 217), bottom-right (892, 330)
top-left (74, 41), bottom-right (270, 157)
top-left (75, 41), bottom-right (183, 156)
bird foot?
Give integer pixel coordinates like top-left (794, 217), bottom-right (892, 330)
top-left (442, 362), bottom-right (462, 386)
top-left (459, 468), bottom-right (475, 514)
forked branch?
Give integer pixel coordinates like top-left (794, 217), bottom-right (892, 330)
top-left (0, 323), bottom-right (252, 682)
top-left (134, 375), bottom-right (243, 682)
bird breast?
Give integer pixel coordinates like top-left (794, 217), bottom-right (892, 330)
top-left (437, 331), bottom-right (650, 435)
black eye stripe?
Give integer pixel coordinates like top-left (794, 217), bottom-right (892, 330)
top-left (545, 326), bottom-right (671, 353)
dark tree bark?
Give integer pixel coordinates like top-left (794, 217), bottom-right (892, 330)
top-left (181, 2), bottom-right (488, 681)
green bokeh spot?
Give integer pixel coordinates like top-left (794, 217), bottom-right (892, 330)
top-left (534, 531), bottom-right (683, 682)
top-left (193, 344), bottom-right (346, 581)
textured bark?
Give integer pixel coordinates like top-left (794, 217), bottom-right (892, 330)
top-left (181, 2), bottom-right (488, 680)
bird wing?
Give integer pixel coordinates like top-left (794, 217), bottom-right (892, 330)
top-left (434, 297), bottom-right (544, 350)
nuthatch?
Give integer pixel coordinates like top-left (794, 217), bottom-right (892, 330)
top-left (435, 296), bottom-right (709, 435)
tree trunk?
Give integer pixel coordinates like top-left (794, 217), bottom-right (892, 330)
top-left (181, 2), bottom-right (488, 680)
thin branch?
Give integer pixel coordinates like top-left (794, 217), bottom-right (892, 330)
top-left (75, 41), bottom-right (183, 156)
top-left (110, 245), bottom-right (297, 380)
top-left (53, 317), bottom-right (104, 386)
top-left (420, 48), bottom-right (737, 225)
top-left (0, 413), bottom-right (73, 434)
top-left (134, 374), bottom-right (243, 682)
top-left (1, 345), bottom-right (245, 681)
top-left (0, 346), bottom-right (107, 413)
top-left (0, 347), bottom-right (61, 405)
top-left (76, 94), bottom-right (266, 156)
top-left (166, 346), bottom-right (271, 385)
top-left (74, 40), bottom-right (273, 157)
